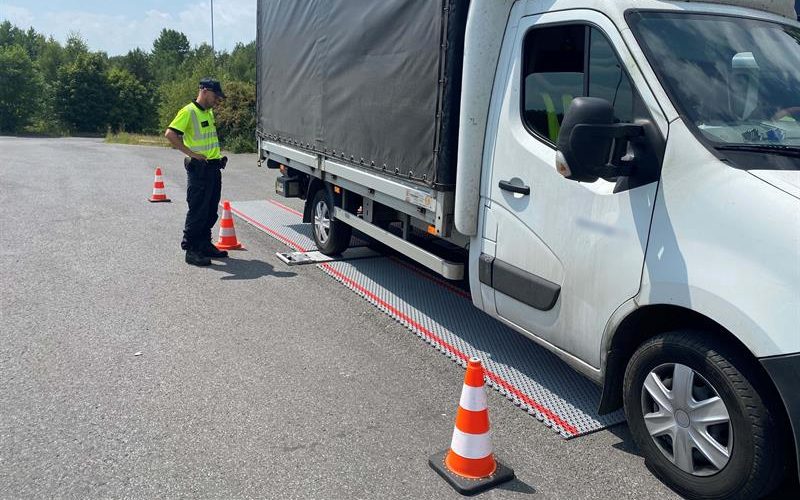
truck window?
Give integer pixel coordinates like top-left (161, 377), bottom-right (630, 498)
top-left (522, 25), bottom-right (637, 144)
top-left (587, 28), bottom-right (635, 124)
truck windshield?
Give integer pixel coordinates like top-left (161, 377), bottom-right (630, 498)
top-left (629, 11), bottom-right (800, 150)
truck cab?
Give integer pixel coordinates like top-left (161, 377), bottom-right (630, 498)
top-left (466, 1), bottom-right (799, 497)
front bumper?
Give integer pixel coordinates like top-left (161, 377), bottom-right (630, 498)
top-left (761, 352), bottom-right (800, 481)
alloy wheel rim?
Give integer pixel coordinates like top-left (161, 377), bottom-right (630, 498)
top-left (641, 363), bottom-right (733, 476)
top-left (314, 199), bottom-right (331, 244)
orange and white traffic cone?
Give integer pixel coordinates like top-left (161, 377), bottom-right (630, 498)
top-left (215, 200), bottom-right (243, 250)
top-left (429, 357), bottom-right (515, 495)
top-left (147, 167), bottom-right (171, 202)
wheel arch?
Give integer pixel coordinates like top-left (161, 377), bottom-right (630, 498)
top-left (598, 305), bottom-right (795, 478)
top-left (598, 304), bottom-right (779, 416)
top-left (302, 178), bottom-right (327, 223)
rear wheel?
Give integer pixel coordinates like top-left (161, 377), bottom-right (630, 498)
top-left (623, 331), bottom-right (785, 499)
top-left (311, 187), bottom-right (351, 255)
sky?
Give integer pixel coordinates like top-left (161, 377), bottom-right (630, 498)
top-left (0, 0), bottom-right (256, 55)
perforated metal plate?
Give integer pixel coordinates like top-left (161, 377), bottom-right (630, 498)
top-left (230, 199), bottom-right (626, 438)
top-left (277, 247), bottom-right (380, 266)
top-left (231, 199), bottom-right (367, 252)
top-left (230, 200), bottom-right (314, 251)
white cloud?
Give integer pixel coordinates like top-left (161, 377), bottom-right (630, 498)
top-left (178, 0), bottom-right (256, 51)
top-left (1, 1), bottom-right (255, 55)
top-left (145, 9), bottom-right (172, 21)
top-left (2, 4), bottom-right (35, 29)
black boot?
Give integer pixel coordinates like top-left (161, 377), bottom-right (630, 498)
top-left (185, 249), bottom-right (212, 266)
top-left (199, 240), bottom-right (228, 258)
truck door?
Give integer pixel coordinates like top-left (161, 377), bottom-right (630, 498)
top-left (483, 10), bottom-right (664, 368)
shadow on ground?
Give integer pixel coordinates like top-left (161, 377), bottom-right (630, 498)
top-left (209, 257), bottom-right (297, 280)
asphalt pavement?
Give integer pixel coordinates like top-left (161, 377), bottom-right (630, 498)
top-left (0, 137), bottom-right (680, 499)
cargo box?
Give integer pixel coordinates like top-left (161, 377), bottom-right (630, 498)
top-left (256, 0), bottom-right (469, 190)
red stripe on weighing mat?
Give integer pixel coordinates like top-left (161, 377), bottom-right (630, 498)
top-left (388, 255), bottom-right (471, 300)
top-left (229, 205), bottom-right (308, 252)
top-left (318, 262), bottom-right (579, 437)
top-left (268, 198), bottom-right (303, 217)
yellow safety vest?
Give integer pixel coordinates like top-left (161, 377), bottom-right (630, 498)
top-left (541, 93), bottom-right (575, 143)
top-left (167, 102), bottom-right (222, 160)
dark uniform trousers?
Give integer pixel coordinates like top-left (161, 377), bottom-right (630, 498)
top-left (181, 157), bottom-right (223, 251)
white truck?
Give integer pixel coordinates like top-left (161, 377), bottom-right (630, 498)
top-left (256, 1), bottom-right (800, 497)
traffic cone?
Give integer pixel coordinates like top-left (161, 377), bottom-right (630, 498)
top-left (215, 200), bottom-right (243, 250)
top-left (429, 357), bottom-right (515, 495)
top-left (147, 167), bottom-right (171, 202)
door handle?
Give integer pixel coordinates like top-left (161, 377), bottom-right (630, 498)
top-left (498, 180), bottom-right (530, 196)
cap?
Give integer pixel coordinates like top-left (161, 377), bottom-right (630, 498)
top-left (199, 78), bottom-right (226, 99)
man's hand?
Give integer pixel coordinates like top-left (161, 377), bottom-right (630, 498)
top-left (165, 128), bottom-right (206, 163)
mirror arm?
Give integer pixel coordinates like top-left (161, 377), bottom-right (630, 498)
top-left (596, 162), bottom-right (634, 179)
top-left (573, 123), bottom-right (643, 140)
top-left (572, 123), bottom-right (644, 179)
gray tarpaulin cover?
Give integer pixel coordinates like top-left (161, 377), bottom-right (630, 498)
top-left (257, 0), bottom-right (468, 189)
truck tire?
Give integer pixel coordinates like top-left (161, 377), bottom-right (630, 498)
top-left (311, 187), bottom-right (351, 255)
top-left (623, 331), bottom-right (785, 500)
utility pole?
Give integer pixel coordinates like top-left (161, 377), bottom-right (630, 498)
top-left (211, 0), bottom-right (215, 54)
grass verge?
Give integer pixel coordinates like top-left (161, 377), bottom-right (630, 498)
top-left (105, 132), bottom-right (169, 147)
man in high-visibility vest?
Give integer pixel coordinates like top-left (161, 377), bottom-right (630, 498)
top-left (165, 78), bottom-right (229, 267)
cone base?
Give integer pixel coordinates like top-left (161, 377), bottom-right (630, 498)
top-left (215, 242), bottom-right (243, 250)
top-left (429, 450), bottom-right (515, 496)
top-left (148, 197), bottom-right (171, 203)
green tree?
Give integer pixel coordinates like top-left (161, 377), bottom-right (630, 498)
top-left (214, 80), bottom-right (256, 153)
top-left (0, 23), bottom-right (45, 60)
top-left (63, 32), bottom-right (89, 61)
top-left (107, 67), bottom-right (152, 133)
top-left (117, 48), bottom-right (153, 85)
top-left (0, 44), bottom-right (41, 133)
top-left (20, 27), bottom-right (46, 60)
top-left (0, 21), bottom-right (23, 48)
top-left (28, 37), bottom-right (68, 135)
top-left (151, 29), bottom-right (190, 82)
top-left (225, 42), bottom-right (256, 83)
top-left (1, 20), bottom-right (260, 141)
top-left (186, 43), bottom-right (215, 65)
top-left (112, 48), bottom-right (161, 132)
top-left (37, 37), bottom-right (64, 83)
top-left (55, 53), bottom-right (111, 132)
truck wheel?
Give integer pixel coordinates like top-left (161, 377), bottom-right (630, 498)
top-left (311, 188), bottom-right (351, 255)
top-left (623, 331), bottom-right (785, 500)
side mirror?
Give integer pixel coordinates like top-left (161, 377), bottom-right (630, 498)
top-left (556, 97), bottom-right (643, 182)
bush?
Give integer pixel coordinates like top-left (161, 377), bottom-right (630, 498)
top-left (223, 134), bottom-right (255, 154)
top-left (214, 80), bottom-right (256, 153)
top-left (25, 117), bottom-right (69, 136)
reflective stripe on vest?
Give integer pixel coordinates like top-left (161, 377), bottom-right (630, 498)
top-left (541, 93), bottom-right (575, 143)
top-left (190, 109), bottom-right (218, 141)
top-left (189, 142), bottom-right (221, 153)
top-left (183, 106), bottom-right (220, 159)
top-left (562, 95), bottom-right (573, 119)
top-left (541, 93), bottom-right (560, 143)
